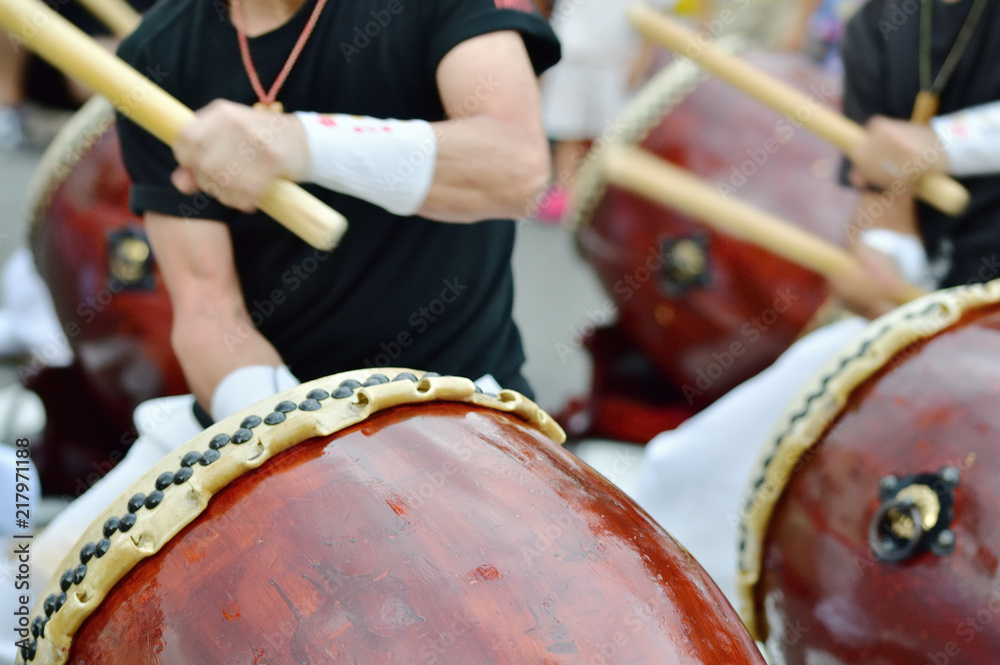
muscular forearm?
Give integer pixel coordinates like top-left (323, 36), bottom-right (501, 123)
top-left (291, 111), bottom-right (549, 223)
top-left (418, 115), bottom-right (549, 222)
top-left (171, 297), bottom-right (283, 409)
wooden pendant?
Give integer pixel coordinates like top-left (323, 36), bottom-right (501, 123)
top-left (911, 90), bottom-right (940, 125)
top-left (253, 101), bottom-right (284, 113)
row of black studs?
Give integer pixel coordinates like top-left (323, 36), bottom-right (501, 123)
top-left (735, 302), bottom-right (940, 558)
top-left (23, 371), bottom-right (437, 663)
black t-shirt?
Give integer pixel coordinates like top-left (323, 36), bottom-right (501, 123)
top-left (842, 0), bottom-right (1000, 287)
top-left (116, 0), bottom-right (559, 396)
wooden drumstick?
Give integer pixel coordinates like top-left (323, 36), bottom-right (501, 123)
top-left (626, 4), bottom-right (970, 217)
top-left (0, 0), bottom-right (347, 251)
top-left (604, 145), bottom-right (928, 305)
top-left (74, 0), bottom-right (140, 37)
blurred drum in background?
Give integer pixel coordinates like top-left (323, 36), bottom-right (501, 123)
top-left (739, 281), bottom-right (1000, 664)
top-left (21, 369), bottom-right (766, 665)
top-left (569, 46), bottom-right (856, 413)
top-left (24, 96), bottom-right (186, 496)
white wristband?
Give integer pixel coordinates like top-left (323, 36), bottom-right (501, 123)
top-left (931, 101), bottom-right (1000, 177)
top-left (211, 365), bottom-right (300, 422)
top-left (295, 112), bottom-right (437, 216)
top-left (859, 228), bottom-right (933, 288)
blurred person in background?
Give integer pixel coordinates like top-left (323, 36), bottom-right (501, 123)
top-left (534, 0), bottom-right (685, 223)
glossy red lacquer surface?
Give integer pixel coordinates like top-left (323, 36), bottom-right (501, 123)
top-left (579, 51), bottom-right (856, 409)
top-left (29, 123), bottom-right (186, 493)
top-left (71, 403), bottom-right (765, 664)
top-left (758, 304), bottom-right (1000, 664)
top-left (31, 123), bottom-right (186, 426)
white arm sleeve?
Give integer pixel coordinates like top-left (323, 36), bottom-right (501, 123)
top-left (211, 364), bottom-right (301, 421)
top-left (931, 101), bottom-right (1000, 177)
top-left (860, 228), bottom-right (935, 289)
top-left (295, 112), bottom-right (437, 216)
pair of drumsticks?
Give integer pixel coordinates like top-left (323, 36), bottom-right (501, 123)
top-left (606, 5), bottom-right (951, 305)
top-left (0, 0), bottom-right (969, 306)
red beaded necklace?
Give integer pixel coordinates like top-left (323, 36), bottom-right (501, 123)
top-left (232, 0), bottom-right (329, 113)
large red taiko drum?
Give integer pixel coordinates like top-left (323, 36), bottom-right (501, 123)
top-left (24, 96), bottom-right (186, 495)
top-left (569, 46), bottom-right (856, 410)
top-left (23, 369), bottom-right (765, 664)
top-left (738, 281), bottom-right (1000, 664)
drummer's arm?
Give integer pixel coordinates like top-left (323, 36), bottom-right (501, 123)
top-left (827, 11), bottom-right (927, 318)
top-left (172, 31), bottom-right (549, 223)
top-left (828, 190), bottom-right (923, 320)
top-left (416, 30), bottom-right (550, 222)
top-left (143, 212), bottom-right (284, 409)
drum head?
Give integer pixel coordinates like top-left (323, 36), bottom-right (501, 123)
top-left (24, 369), bottom-right (766, 665)
top-left (739, 281), bottom-right (1000, 662)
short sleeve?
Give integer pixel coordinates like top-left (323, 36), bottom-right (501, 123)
top-left (839, 5), bottom-right (888, 186)
top-left (425, 0), bottom-right (561, 79)
top-left (115, 38), bottom-right (235, 222)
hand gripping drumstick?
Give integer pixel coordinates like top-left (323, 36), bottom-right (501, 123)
top-left (604, 145), bottom-right (928, 305)
top-left (627, 4), bottom-right (970, 217)
top-left (0, 0), bottom-right (348, 251)
top-left (73, 0), bottom-right (139, 36)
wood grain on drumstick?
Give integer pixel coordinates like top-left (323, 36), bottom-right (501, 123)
top-left (73, 0), bottom-right (140, 37)
top-left (0, 0), bottom-right (347, 250)
top-left (627, 4), bottom-right (970, 217)
top-left (604, 145), bottom-right (927, 304)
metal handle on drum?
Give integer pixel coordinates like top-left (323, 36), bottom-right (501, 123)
top-left (868, 467), bottom-right (960, 563)
top-left (0, 0), bottom-right (348, 251)
top-left (627, 5), bottom-right (971, 218)
top-left (868, 495), bottom-right (926, 562)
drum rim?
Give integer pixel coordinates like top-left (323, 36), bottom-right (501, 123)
top-left (24, 369), bottom-right (564, 665)
top-left (735, 279), bottom-right (1000, 641)
top-left (24, 96), bottom-right (118, 247)
top-left (564, 34), bottom-right (750, 237)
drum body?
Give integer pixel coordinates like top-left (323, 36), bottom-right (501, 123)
top-left (28, 96), bottom-right (185, 423)
top-left (572, 49), bottom-right (855, 410)
top-left (23, 370), bottom-right (765, 665)
top-left (25, 97), bottom-right (186, 492)
top-left (739, 283), bottom-right (1000, 664)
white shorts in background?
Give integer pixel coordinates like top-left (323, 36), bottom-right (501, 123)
top-left (635, 316), bottom-right (869, 605)
top-left (542, 60), bottom-right (632, 141)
